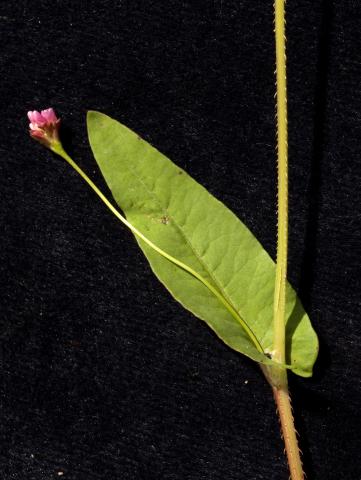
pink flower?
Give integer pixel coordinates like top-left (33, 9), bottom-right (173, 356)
top-left (27, 108), bottom-right (60, 148)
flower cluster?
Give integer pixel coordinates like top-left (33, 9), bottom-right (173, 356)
top-left (27, 108), bottom-right (60, 148)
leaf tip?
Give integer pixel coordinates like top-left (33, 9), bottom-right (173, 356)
top-left (86, 109), bottom-right (105, 124)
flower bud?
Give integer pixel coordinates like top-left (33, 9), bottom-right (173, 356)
top-left (28, 108), bottom-right (60, 149)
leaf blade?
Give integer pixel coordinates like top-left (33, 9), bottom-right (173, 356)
top-left (87, 111), bottom-right (318, 377)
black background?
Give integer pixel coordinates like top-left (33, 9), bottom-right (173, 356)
top-left (1, 1), bottom-right (361, 479)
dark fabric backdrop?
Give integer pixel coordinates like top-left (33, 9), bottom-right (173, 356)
top-left (1, 1), bottom-right (361, 479)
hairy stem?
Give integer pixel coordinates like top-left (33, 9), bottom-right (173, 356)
top-left (273, 0), bottom-right (288, 365)
top-left (273, 378), bottom-right (304, 480)
top-left (272, 1), bottom-right (305, 479)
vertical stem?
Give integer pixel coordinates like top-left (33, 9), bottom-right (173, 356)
top-left (273, 382), bottom-right (304, 480)
top-left (273, 0), bottom-right (288, 365)
top-left (272, 2), bottom-right (305, 480)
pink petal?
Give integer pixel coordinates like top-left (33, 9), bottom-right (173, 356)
top-left (34, 111), bottom-right (44, 122)
top-left (27, 111), bottom-right (38, 123)
top-left (41, 108), bottom-right (58, 123)
top-left (29, 110), bottom-right (47, 126)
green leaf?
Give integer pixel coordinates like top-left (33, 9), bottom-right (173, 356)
top-left (87, 111), bottom-right (318, 377)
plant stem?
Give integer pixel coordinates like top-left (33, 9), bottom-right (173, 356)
top-left (273, 0), bottom-right (288, 366)
top-left (273, 376), bottom-right (304, 480)
top-left (271, 1), bottom-right (305, 479)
